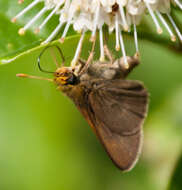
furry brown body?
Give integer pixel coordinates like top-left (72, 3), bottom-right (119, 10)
top-left (54, 56), bottom-right (148, 171)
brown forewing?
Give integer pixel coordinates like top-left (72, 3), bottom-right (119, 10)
top-left (73, 79), bottom-right (148, 171)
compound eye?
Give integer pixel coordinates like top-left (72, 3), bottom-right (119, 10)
top-left (66, 74), bottom-right (77, 85)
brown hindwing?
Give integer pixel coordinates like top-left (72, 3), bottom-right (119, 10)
top-left (74, 79), bottom-right (148, 171)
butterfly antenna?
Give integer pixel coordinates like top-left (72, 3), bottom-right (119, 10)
top-left (49, 48), bottom-right (60, 68)
top-left (16, 73), bottom-right (53, 82)
top-left (38, 45), bottom-right (65, 73)
top-left (38, 46), bottom-right (54, 73)
top-left (53, 45), bottom-right (65, 66)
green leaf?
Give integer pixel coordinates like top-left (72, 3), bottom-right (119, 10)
top-left (168, 154), bottom-right (182, 190)
top-left (0, 2), bottom-right (182, 189)
top-left (0, 0), bottom-right (41, 57)
top-left (1, 35), bottom-right (182, 190)
top-left (0, 0), bottom-right (75, 58)
top-left (0, 35), bottom-right (81, 65)
top-left (0, 11), bottom-right (40, 58)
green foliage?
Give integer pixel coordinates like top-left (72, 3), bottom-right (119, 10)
top-left (169, 153), bottom-right (182, 190)
top-left (0, 1), bottom-right (182, 190)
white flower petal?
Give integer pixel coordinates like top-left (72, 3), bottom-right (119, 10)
top-left (12, 0), bottom-right (182, 60)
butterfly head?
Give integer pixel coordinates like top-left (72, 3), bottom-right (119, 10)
top-left (54, 67), bottom-right (77, 85)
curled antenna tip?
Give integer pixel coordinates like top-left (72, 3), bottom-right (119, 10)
top-left (16, 73), bottom-right (27, 78)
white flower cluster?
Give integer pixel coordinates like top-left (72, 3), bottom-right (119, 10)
top-left (12, 0), bottom-right (182, 67)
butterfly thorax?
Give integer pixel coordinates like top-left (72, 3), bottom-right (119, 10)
top-left (53, 55), bottom-right (139, 102)
top-left (80, 56), bottom-right (139, 81)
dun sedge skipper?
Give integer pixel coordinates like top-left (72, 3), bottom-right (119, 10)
top-left (17, 45), bottom-right (148, 171)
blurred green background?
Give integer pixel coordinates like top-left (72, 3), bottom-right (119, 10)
top-left (0, 1), bottom-right (182, 190)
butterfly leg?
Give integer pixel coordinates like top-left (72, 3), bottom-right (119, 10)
top-left (86, 37), bottom-right (96, 65)
top-left (73, 59), bottom-right (86, 75)
top-left (104, 44), bottom-right (114, 63)
top-left (78, 37), bottom-right (96, 75)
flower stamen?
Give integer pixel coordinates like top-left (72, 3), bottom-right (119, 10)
top-left (60, 21), bottom-right (71, 43)
top-left (42, 22), bottom-right (64, 44)
top-left (174, 0), bottom-right (182, 10)
top-left (12, 0), bottom-right (41, 23)
top-left (145, 1), bottom-right (163, 34)
top-left (35, 1), bottom-right (64, 34)
top-left (119, 29), bottom-right (128, 68)
top-left (60, 2), bottom-right (76, 43)
top-left (156, 11), bottom-right (176, 42)
top-left (11, 0), bottom-right (182, 65)
top-left (90, 3), bottom-right (100, 42)
top-left (118, 2), bottom-right (129, 31)
top-left (167, 13), bottom-right (182, 42)
top-left (18, 6), bottom-right (47, 35)
top-left (71, 30), bottom-right (85, 67)
top-left (115, 13), bottom-right (120, 51)
top-left (99, 26), bottom-right (105, 62)
top-left (133, 22), bottom-right (139, 56)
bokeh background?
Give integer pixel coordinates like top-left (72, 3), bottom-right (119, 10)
top-left (0, 1), bottom-right (182, 190)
